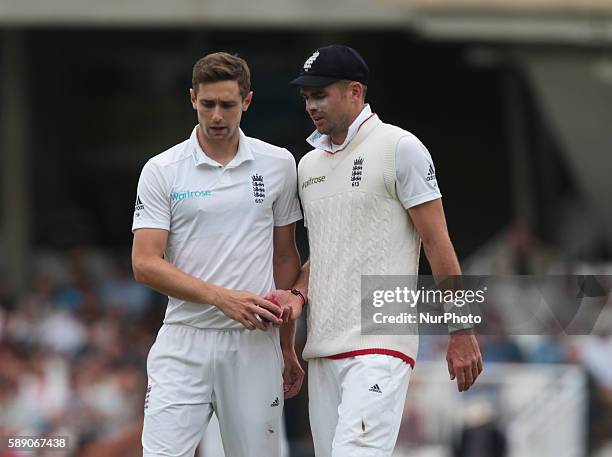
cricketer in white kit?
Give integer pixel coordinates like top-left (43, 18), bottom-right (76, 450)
top-left (132, 52), bottom-right (304, 457)
top-left (267, 45), bottom-right (484, 457)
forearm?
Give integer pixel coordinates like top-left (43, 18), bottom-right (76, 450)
top-left (280, 321), bottom-right (297, 354)
top-left (274, 249), bottom-right (301, 351)
top-left (422, 237), bottom-right (462, 277)
top-left (273, 250), bottom-right (301, 291)
top-left (292, 260), bottom-right (310, 298)
top-left (408, 200), bottom-right (475, 338)
top-left (279, 260), bottom-right (310, 350)
top-left (422, 237), bottom-right (475, 334)
top-left (133, 255), bottom-right (223, 306)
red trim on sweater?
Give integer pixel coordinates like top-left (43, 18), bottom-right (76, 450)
top-left (324, 113), bottom-right (377, 154)
top-left (327, 348), bottom-right (415, 368)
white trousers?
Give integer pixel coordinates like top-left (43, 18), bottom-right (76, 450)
top-left (199, 413), bottom-right (290, 457)
top-left (142, 324), bottom-right (284, 457)
top-left (308, 354), bottom-right (412, 457)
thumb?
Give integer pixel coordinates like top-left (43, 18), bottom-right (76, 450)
top-left (447, 359), bottom-right (455, 380)
top-left (283, 368), bottom-right (291, 391)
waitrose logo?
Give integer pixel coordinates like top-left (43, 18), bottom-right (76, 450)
top-left (170, 190), bottom-right (213, 201)
top-left (302, 175), bottom-right (326, 190)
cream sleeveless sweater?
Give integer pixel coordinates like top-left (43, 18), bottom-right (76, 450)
top-left (298, 115), bottom-right (421, 365)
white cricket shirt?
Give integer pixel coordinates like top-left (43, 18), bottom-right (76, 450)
top-left (132, 126), bottom-right (302, 329)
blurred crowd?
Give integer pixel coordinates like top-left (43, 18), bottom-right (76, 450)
top-left (0, 244), bottom-right (611, 457)
top-left (0, 248), bottom-right (162, 457)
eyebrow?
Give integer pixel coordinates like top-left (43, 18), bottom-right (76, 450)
top-left (300, 90), bottom-right (326, 97)
top-left (200, 99), bottom-right (237, 104)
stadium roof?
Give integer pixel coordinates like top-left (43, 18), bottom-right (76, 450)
top-left (0, 0), bottom-right (611, 45)
top-left (1, 0), bottom-right (611, 25)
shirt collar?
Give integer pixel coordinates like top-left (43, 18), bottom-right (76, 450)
top-left (306, 104), bottom-right (374, 154)
top-left (190, 126), bottom-right (254, 168)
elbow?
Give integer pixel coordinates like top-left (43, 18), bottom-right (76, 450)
top-left (132, 257), bottom-right (151, 284)
top-left (273, 251), bottom-right (300, 270)
top-left (273, 252), bottom-right (290, 269)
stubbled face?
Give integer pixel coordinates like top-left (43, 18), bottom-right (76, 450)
top-left (190, 80), bottom-right (252, 142)
top-left (300, 82), bottom-right (353, 138)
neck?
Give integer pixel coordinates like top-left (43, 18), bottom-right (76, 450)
top-left (330, 103), bottom-right (365, 145)
top-left (197, 126), bottom-right (240, 166)
top-left (330, 129), bottom-right (349, 146)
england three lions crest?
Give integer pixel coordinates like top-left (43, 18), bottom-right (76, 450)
top-left (251, 173), bottom-right (266, 203)
top-left (351, 157), bottom-right (364, 187)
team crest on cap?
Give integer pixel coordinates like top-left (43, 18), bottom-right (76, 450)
top-left (303, 50), bottom-right (320, 72)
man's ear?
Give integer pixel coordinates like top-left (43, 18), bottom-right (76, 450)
top-left (190, 88), bottom-right (197, 109)
top-left (350, 82), bottom-right (363, 102)
top-left (242, 91), bottom-right (254, 111)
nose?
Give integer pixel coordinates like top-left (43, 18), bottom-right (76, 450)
top-left (211, 105), bottom-right (223, 123)
top-left (305, 99), bottom-right (317, 115)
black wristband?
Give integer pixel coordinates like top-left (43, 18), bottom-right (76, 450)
top-left (290, 288), bottom-right (306, 306)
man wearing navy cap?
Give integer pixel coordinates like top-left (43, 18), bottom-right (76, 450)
top-left (269, 45), bottom-right (483, 456)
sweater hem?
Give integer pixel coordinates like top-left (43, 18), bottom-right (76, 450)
top-left (326, 348), bottom-right (415, 368)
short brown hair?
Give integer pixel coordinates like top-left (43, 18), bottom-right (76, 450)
top-left (192, 52), bottom-right (251, 99)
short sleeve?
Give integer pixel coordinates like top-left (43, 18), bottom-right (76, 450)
top-left (132, 160), bottom-right (171, 232)
top-left (395, 135), bottom-right (442, 209)
top-left (273, 152), bottom-right (303, 227)
top-left (297, 156), bottom-right (308, 228)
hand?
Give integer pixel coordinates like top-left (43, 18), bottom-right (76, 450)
top-left (263, 289), bottom-right (303, 323)
top-left (264, 295), bottom-right (289, 327)
top-left (215, 289), bottom-right (282, 330)
top-left (282, 349), bottom-right (305, 399)
top-left (446, 330), bottom-right (483, 392)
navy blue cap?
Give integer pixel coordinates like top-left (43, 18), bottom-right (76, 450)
top-left (290, 45), bottom-right (369, 87)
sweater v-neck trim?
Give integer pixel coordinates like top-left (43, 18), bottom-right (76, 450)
top-left (317, 115), bottom-right (381, 170)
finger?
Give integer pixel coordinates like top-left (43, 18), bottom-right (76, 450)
top-left (256, 296), bottom-right (281, 314)
top-left (447, 358), bottom-right (455, 380)
top-left (455, 365), bottom-right (466, 391)
top-left (290, 370), bottom-right (305, 398)
top-left (471, 361), bottom-right (480, 383)
top-left (477, 356), bottom-right (484, 374)
top-left (255, 297), bottom-right (282, 317)
top-left (252, 306), bottom-right (282, 325)
top-left (283, 369), bottom-right (296, 398)
top-left (284, 379), bottom-right (295, 399)
top-left (284, 306), bottom-right (292, 324)
top-left (285, 372), bottom-right (303, 399)
top-left (291, 305), bottom-right (302, 321)
top-left (463, 366), bottom-right (474, 392)
top-left (285, 382), bottom-right (299, 399)
top-left (245, 312), bottom-right (267, 331)
top-left (282, 368), bottom-right (291, 393)
top-left (240, 317), bottom-right (255, 331)
top-left (273, 308), bottom-right (287, 328)
top-left (278, 306), bottom-right (288, 325)
top-left (257, 312), bottom-right (270, 330)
